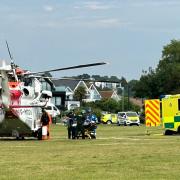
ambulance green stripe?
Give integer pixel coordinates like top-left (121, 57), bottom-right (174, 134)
top-left (174, 116), bottom-right (180, 122)
top-left (164, 123), bottom-right (174, 129)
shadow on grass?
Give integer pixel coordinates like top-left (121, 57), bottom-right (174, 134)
top-left (0, 137), bottom-right (38, 141)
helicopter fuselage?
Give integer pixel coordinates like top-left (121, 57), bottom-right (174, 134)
top-left (0, 62), bottom-right (50, 138)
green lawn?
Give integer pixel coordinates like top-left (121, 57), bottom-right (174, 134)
top-left (0, 124), bottom-right (180, 180)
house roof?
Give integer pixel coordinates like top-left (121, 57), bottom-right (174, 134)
top-left (130, 98), bottom-right (143, 107)
top-left (99, 91), bottom-right (114, 98)
top-left (52, 79), bottom-right (80, 90)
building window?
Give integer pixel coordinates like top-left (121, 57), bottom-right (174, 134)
top-left (56, 97), bottom-right (61, 106)
top-left (53, 97), bottom-right (62, 106)
top-left (52, 97), bottom-right (56, 105)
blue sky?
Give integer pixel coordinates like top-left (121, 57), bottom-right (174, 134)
top-left (0, 0), bottom-right (180, 80)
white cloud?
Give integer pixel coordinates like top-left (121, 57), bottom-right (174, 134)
top-left (43, 5), bottom-right (54, 12)
top-left (74, 1), bottom-right (112, 10)
top-left (74, 6), bottom-right (81, 9)
top-left (129, 26), bottom-right (180, 34)
top-left (84, 1), bottom-right (110, 10)
top-left (38, 17), bottom-right (129, 29)
top-left (95, 18), bottom-right (122, 27)
top-left (131, 0), bottom-right (180, 7)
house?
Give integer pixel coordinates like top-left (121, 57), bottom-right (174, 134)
top-left (41, 78), bottom-right (121, 109)
top-left (52, 79), bottom-right (102, 102)
top-left (52, 79), bottom-right (79, 101)
top-left (52, 79), bottom-right (91, 109)
top-left (95, 82), bottom-right (120, 90)
top-left (41, 79), bottom-right (66, 110)
top-left (99, 90), bottom-right (120, 101)
top-left (85, 83), bottom-right (101, 102)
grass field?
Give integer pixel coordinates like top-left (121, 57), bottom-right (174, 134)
top-left (0, 124), bottom-right (180, 180)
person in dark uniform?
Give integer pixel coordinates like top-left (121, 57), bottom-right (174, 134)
top-left (67, 112), bottom-right (73, 139)
top-left (67, 111), bottom-right (77, 139)
top-left (76, 110), bottom-right (86, 139)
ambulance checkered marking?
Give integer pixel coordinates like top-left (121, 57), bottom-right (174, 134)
top-left (145, 99), bottom-right (161, 126)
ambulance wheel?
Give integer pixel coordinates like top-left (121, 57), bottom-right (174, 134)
top-left (164, 129), bottom-right (174, 135)
top-left (177, 126), bottom-right (180, 134)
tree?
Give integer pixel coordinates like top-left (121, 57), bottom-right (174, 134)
top-left (134, 70), bottom-right (160, 98)
top-left (128, 80), bottom-right (138, 97)
top-left (76, 74), bottom-right (91, 79)
top-left (156, 40), bottom-right (180, 94)
top-left (83, 98), bottom-right (140, 113)
top-left (74, 86), bottom-right (87, 103)
top-left (109, 76), bottom-right (120, 82)
top-left (134, 39), bottom-right (180, 98)
top-left (91, 75), bottom-right (101, 80)
top-left (120, 77), bottom-right (127, 87)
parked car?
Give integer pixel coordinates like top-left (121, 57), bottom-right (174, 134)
top-left (117, 112), bottom-right (140, 126)
top-left (44, 103), bottom-right (60, 118)
top-left (101, 113), bottom-right (118, 124)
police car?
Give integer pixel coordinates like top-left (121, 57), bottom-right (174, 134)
top-left (117, 112), bottom-right (140, 126)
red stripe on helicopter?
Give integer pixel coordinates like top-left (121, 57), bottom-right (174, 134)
top-left (10, 105), bottom-right (46, 108)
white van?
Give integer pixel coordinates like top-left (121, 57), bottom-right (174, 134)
top-left (44, 103), bottom-right (60, 118)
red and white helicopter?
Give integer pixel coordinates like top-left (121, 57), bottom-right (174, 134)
top-left (0, 42), bottom-right (107, 139)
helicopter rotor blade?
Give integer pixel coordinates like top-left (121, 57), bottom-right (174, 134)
top-left (6, 41), bottom-right (19, 82)
top-left (52, 77), bottom-right (121, 84)
top-left (24, 62), bottom-right (108, 75)
top-left (48, 77), bottom-right (121, 84)
top-left (23, 76), bottom-right (121, 84)
top-left (6, 41), bottom-right (13, 60)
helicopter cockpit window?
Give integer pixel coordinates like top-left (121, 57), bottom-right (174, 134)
top-left (24, 78), bottom-right (32, 86)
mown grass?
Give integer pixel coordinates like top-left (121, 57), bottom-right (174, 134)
top-left (0, 124), bottom-right (180, 180)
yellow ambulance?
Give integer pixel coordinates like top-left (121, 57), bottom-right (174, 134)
top-left (145, 94), bottom-right (180, 135)
top-left (161, 94), bottom-right (180, 135)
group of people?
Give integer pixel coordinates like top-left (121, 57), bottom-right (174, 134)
top-left (39, 108), bottom-right (97, 140)
top-left (66, 109), bottom-right (97, 139)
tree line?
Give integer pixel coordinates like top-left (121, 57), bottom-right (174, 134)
top-left (133, 39), bottom-right (180, 99)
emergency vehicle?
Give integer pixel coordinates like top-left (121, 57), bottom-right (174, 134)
top-left (145, 94), bottom-right (180, 135)
top-left (117, 112), bottom-right (140, 126)
top-left (101, 113), bottom-right (118, 124)
top-left (161, 94), bottom-right (180, 135)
